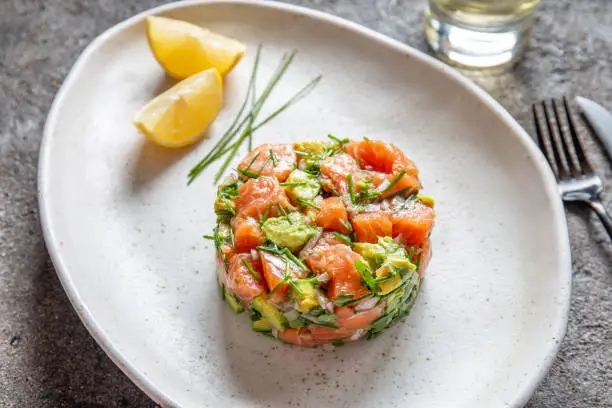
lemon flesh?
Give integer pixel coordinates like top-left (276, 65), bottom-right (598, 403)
top-left (133, 68), bottom-right (223, 148)
top-left (146, 16), bottom-right (246, 79)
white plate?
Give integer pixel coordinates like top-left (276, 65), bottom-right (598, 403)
top-left (39, 1), bottom-right (571, 407)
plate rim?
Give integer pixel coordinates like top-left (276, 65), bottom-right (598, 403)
top-left (38, 1), bottom-right (572, 406)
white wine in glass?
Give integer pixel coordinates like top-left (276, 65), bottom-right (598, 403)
top-left (425, 0), bottom-right (540, 69)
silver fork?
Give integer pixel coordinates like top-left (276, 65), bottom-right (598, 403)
top-left (532, 96), bottom-right (612, 239)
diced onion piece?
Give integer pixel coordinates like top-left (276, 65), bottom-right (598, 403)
top-left (283, 309), bottom-right (299, 321)
top-left (350, 329), bottom-right (365, 341)
top-left (354, 296), bottom-right (380, 312)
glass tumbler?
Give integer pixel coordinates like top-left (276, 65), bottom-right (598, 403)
top-left (425, 0), bottom-right (540, 69)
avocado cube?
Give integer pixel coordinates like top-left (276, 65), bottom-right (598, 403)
top-left (261, 212), bottom-right (319, 252)
top-left (290, 279), bottom-right (320, 313)
top-left (252, 318), bottom-right (273, 332)
top-left (251, 296), bottom-right (287, 332)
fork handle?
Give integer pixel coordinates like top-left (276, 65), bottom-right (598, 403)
top-left (587, 198), bottom-right (612, 240)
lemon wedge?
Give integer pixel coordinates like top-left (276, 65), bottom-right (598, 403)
top-left (133, 68), bottom-right (223, 148)
top-left (146, 16), bottom-right (246, 79)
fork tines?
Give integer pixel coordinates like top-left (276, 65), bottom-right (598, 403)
top-left (532, 96), bottom-right (594, 180)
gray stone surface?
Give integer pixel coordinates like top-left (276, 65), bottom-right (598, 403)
top-left (0, 0), bottom-right (610, 406)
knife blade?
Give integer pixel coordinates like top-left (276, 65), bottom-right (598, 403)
top-left (575, 96), bottom-right (612, 162)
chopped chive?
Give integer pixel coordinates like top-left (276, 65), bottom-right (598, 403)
top-left (283, 247), bottom-right (309, 271)
top-left (332, 232), bottom-right (353, 246)
top-left (270, 262), bottom-right (291, 295)
top-left (382, 170), bottom-right (407, 193)
top-left (244, 151), bottom-right (261, 171)
top-left (333, 293), bottom-right (372, 307)
top-left (277, 204), bottom-right (292, 224)
top-left (363, 136), bottom-right (371, 141)
top-left (354, 260), bottom-right (377, 291)
top-left (407, 246), bottom-right (415, 260)
top-left (237, 169), bottom-right (260, 179)
top-left (229, 227), bottom-right (236, 249)
top-left (289, 281), bottom-right (303, 296)
top-left (202, 235), bottom-right (215, 240)
top-left (347, 174), bottom-right (356, 204)
top-left (296, 198), bottom-right (320, 210)
top-left (257, 154), bottom-right (272, 172)
top-left (294, 150), bottom-right (319, 158)
top-left (259, 204), bottom-right (273, 227)
top-left (270, 150), bottom-right (279, 166)
top-left (279, 182), bottom-right (309, 187)
top-left (242, 258), bottom-right (261, 283)
top-left (328, 134), bottom-right (348, 145)
top-left (328, 184), bottom-right (341, 196)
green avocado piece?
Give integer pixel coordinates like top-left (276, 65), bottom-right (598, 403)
top-left (353, 242), bottom-right (386, 270)
top-left (284, 169), bottom-right (321, 201)
top-left (290, 279), bottom-right (319, 313)
top-left (224, 287), bottom-right (245, 313)
top-left (377, 237), bottom-right (407, 257)
top-left (251, 296), bottom-right (287, 332)
top-left (252, 318), bottom-right (273, 332)
top-left (294, 140), bottom-right (331, 155)
top-left (261, 212), bottom-right (319, 252)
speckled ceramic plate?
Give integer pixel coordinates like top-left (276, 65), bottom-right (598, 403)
top-left (38, 1), bottom-right (572, 407)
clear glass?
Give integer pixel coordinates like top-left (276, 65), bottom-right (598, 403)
top-left (425, 0), bottom-right (540, 69)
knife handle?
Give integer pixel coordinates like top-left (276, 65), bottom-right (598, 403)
top-left (588, 198), bottom-right (612, 240)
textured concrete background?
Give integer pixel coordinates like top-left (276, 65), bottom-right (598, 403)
top-left (1, 0), bottom-right (611, 407)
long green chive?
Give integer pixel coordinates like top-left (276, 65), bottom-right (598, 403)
top-left (270, 150), bottom-right (279, 166)
top-left (213, 52), bottom-right (297, 183)
top-left (347, 174), bottom-right (356, 204)
top-left (259, 204), bottom-right (272, 227)
top-left (382, 170), bottom-right (407, 193)
top-left (202, 235), bottom-right (215, 240)
top-left (187, 46), bottom-right (262, 183)
top-left (241, 258), bottom-right (261, 283)
top-left (250, 75), bottom-right (322, 133)
top-left (296, 198), bottom-right (320, 210)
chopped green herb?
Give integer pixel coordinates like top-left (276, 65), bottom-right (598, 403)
top-left (279, 182), bottom-right (309, 187)
top-left (382, 170), bottom-right (407, 193)
top-left (283, 247), bottom-right (309, 271)
top-left (332, 232), bottom-right (353, 246)
top-left (270, 149), bottom-right (279, 166)
top-left (317, 313), bottom-right (339, 324)
top-left (259, 204), bottom-right (273, 227)
top-left (277, 203), bottom-right (292, 224)
top-left (237, 168), bottom-right (260, 179)
top-left (289, 280), bottom-right (304, 296)
top-left (296, 198), bottom-right (320, 210)
top-left (241, 258), bottom-right (261, 283)
top-left (354, 260), bottom-right (378, 292)
top-left (202, 235), bottom-right (215, 240)
top-left (244, 151), bottom-right (261, 171)
top-left (347, 174), bottom-right (356, 204)
top-left (327, 134), bottom-right (349, 145)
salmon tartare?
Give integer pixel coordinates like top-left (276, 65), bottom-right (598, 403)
top-left (210, 136), bottom-right (435, 346)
